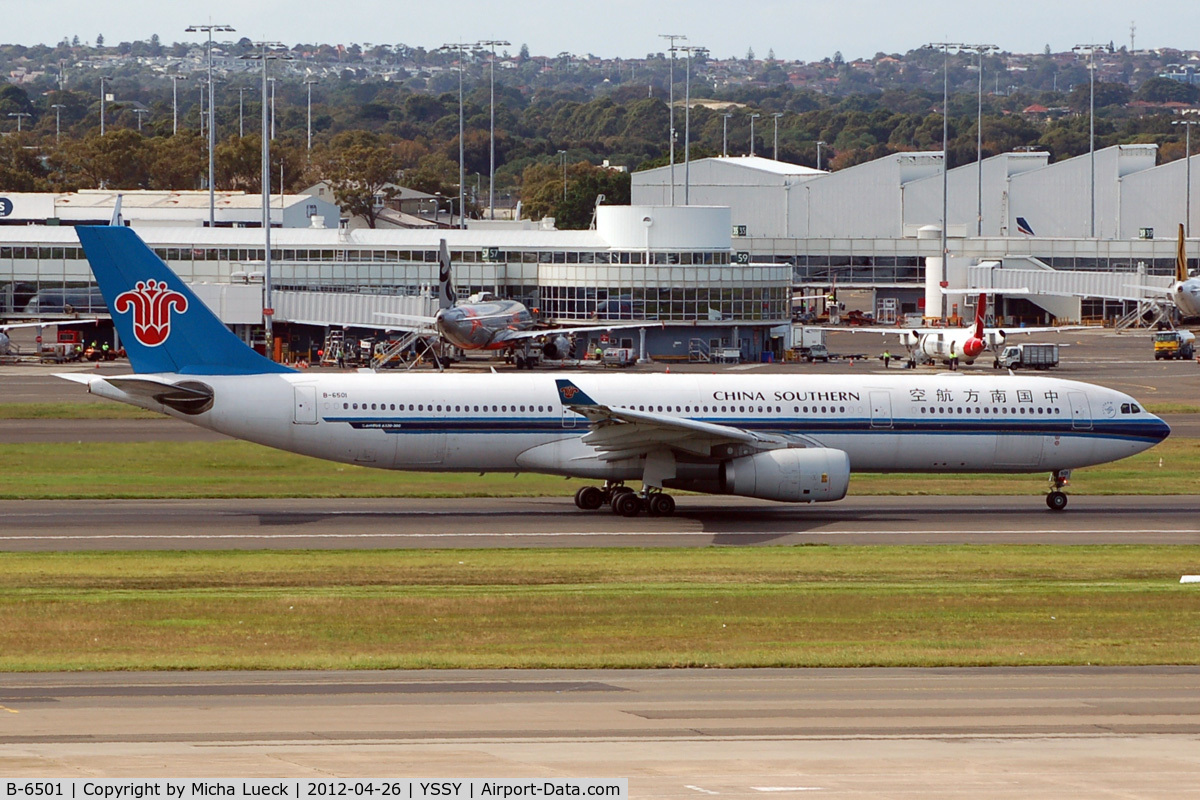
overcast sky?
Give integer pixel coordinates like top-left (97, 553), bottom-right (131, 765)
top-left (3, 1), bottom-right (1193, 62)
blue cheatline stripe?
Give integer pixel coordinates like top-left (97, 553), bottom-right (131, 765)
top-left (325, 416), bottom-right (1166, 444)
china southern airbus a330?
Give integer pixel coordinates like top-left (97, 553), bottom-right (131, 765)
top-left (59, 225), bottom-right (1169, 513)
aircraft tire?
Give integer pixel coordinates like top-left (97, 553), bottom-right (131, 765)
top-left (612, 491), bottom-right (642, 517)
top-left (1046, 490), bottom-right (1068, 511)
top-left (575, 485), bottom-right (604, 510)
top-left (647, 493), bottom-right (676, 516)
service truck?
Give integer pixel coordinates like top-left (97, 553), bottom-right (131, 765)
top-left (789, 326), bottom-right (828, 361)
top-left (995, 343), bottom-right (1059, 370)
top-left (1153, 329), bottom-right (1195, 360)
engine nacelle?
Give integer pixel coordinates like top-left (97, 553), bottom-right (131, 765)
top-left (720, 447), bottom-right (850, 503)
top-left (541, 335), bottom-right (572, 360)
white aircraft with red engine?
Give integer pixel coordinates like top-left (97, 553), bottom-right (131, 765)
top-left (824, 293), bottom-right (1080, 368)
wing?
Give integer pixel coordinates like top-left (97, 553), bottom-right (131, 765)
top-left (374, 312), bottom-right (439, 329)
top-left (499, 321), bottom-right (664, 343)
top-left (1, 318), bottom-right (100, 332)
top-left (555, 379), bottom-right (786, 462)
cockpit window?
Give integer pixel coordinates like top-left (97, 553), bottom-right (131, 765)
top-left (1131, 403), bottom-right (1140, 413)
top-left (1121, 403), bottom-right (1131, 414)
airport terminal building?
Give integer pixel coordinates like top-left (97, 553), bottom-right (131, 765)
top-left (635, 148), bottom-right (1200, 324)
top-left (0, 198), bottom-right (790, 361)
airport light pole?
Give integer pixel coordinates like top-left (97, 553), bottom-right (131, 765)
top-left (51, 104), bottom-right (65, 141)
top-left (269, 77), bottom-right (277, 141)
top-left (99, 75), bottom-right (109, 135)
top-left (1174, 118), bottom-right (1198, 237)
top-left (7, 112), bottom-right (30, 132)
top-left (479, 39), bottom-right (510, 220)
top-left (816, 139), bottom-right (825, 170)
top-left (558, 149), bottom-right (567, 202)
top-left (439, 41), bottom-right (475, 229)
top-left (169, 74), bottom-right (186, 134)
top-left (679, 44), bottom-right (705, 204)
top-left (659, 34), bottom-right (686, 206)
top-left (304, 76), bottom-right (318, 152)
top-left (749, 113), bottom-right (760, 156)
top-left (772, 112), bottom-right (784, 160)
top-left (959, 43), bottom-right (998, 236)
top-left (243, 42), bottom-right (292, 359)
top-left (1073, 43), bottom-right (1108, 238)
top-left (132, 108), bottom-right (149, 131)
top-left (238, 86), bottom-right (248, 137)
top-left (187, 23), bottom-right (236, 230)
top-left (925, 42), bottom-right (963, 322)
top-left (721, 112), bottom-right (733, 158)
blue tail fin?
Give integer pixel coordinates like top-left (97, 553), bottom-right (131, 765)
top-left (76, 226), bottom-right (293, 375)
top-left (555, 379), bottom-right (599, 406)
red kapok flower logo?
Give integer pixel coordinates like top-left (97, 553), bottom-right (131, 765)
top-left (113, 279), bottom-right (188, 347)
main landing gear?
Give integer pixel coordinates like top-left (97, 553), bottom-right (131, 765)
top-left (572, 482), bottom-right (676, 517)
top-left (1046, 469), bottom-right (1071, 511)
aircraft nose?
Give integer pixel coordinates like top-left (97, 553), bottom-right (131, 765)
top-left (1149, 415), bottom-right (1171, 442)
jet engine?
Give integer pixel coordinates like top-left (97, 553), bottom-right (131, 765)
top-left (962, 334), bottom-right (987, 359)
top-left (719, 447), bottom-right (850, 503)
top-left (541, 335), bottom-right (573, 360)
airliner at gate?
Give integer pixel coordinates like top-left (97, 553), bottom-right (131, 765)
top-left (59, 225), bottom-right (1170, 514)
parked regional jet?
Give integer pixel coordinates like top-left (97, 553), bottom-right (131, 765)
top-left (825, 293), bottom-right (1078, 368)
top-left (59, 226), bottom-right (1169, 513)
top-left (378, 240), bottom-right (658, 367)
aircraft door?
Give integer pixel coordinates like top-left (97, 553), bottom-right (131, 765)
top-left (869, 390), bottom-right (892, 429)
top-left (1068, 391), bottom-right (1092, 431)
top-left (293, 385), bottom-right (318, 424)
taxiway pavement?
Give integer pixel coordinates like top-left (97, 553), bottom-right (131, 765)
top-left (1, 495), bottom-right (1198, 550)
top-left (1, 668), bottom-right (1198, 796)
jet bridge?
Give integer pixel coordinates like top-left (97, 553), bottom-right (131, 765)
top-left (966, 256), bottom-right (1174, 326)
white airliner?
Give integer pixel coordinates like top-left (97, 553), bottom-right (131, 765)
top-left (58, 226), bottom-right (1170, 513)
top-left (825, 293), bottom-right (1079, 368)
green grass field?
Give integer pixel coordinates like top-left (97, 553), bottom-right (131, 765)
top-left (0, 547), bottom-right (1196, 671)
top-left (0, 437), bottom-right (1194, 499)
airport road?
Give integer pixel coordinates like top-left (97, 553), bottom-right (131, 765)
top-left (1, 495), bottom-right (1198, 551)
top-left (0, 668), bottom-right (1198, 796)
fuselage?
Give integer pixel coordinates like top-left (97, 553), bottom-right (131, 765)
top-left (93, 372), bottom-right (1169, 487)
top-left (1174, 278), bottom-right (1200, 319)
top-left (437, 301), bottom-right (534, 351)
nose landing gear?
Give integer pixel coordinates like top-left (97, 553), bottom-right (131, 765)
top-left (1046, 469), bottom-right (1071, 511)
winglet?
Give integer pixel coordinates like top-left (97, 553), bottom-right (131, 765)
top-left (556, 379), bottom-right (598, 406)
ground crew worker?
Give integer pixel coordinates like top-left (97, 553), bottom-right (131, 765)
top-left (595, 345), bottom-right (603, 361)
top-left (882, 350), bottom-right (891, 368)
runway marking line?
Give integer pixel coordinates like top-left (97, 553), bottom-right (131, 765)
top-left (0, 706), bottom-right (18, 714)
top-left (685, 787), bottom-right (719, 795)
top-left (1, 529), bottom-right (1198, 541)
top-left (751, 789), bottom-right (824, 793)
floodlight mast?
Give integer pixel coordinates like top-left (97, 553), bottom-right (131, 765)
top-left (242, 41), bottom-right (293, 359)
top-left (304, 76), bottom-right (319, 152)
top-left (1073, 43), bottom-right (1109, 238)
top-left (187, 23), bottom-right (236, 229)
top-left (478, 39), bottom-right (510, 220)
top-left (169, 74), bottom-right (187, 134)
top-left (958, 43), bottom-right (998, 236)
top-left (439, 42), bottom-right (477, 229)
top-left (925, 42), bottom-right (964, 322)
top-left (1174, 118), bottom-right (1199, 237)
top-left (660, 34), bottom-right (686, 206)
top-left (679, 44), bottom-right (706, 204)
